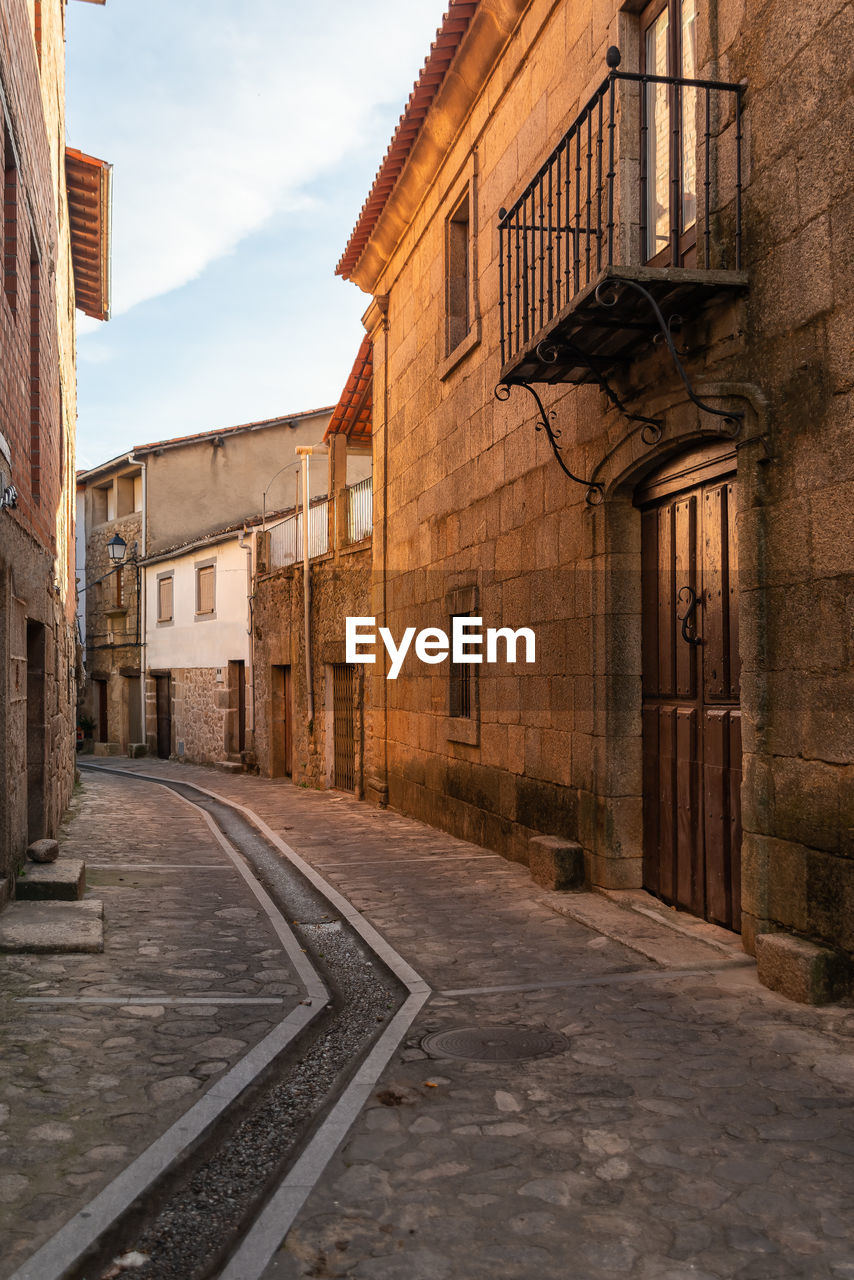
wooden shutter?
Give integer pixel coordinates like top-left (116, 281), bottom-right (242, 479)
top-left (196, 565), bottom-right (214, 614)
top-left (158, 575), bottom-right (173, 622)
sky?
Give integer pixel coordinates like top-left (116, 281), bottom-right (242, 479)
top-left (66, 0), bottom-right (446, 469)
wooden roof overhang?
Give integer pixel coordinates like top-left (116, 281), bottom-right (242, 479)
top-left (324, 336), bottom-right (373, 446)
top-left (65, 147), bottom-right (112, 321)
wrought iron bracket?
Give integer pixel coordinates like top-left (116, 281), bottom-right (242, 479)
top-left (595, 279), bottom-right (745, 435)
top-left (495, 380), bottom-right (603, 505)
top-left (535, 337), bottom-right (664, 445)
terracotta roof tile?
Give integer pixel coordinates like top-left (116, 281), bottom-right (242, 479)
top-left (336, 1), bottom-right (478, 280)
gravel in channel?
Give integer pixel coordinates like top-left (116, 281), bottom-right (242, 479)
top-left (93, 788), bottom-right (403, 1280)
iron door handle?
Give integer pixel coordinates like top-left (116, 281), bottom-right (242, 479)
top-left (678, 585), bottom-right (702, 646)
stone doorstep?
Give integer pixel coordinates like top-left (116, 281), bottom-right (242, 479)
top-left (600, 887), bottom-right (747, 961)
top-left (93, 742), bottom-right (122, 757)
top-left (0, 898), bottom-right (104, 953)
top-left (215, 761), bottom-right (244, 773)
top-left (15, 858), bottom-right (85, 901)
top-left (544, 887), bottom-right (752, 971)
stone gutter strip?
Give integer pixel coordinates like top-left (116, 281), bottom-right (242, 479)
top-left (219, 990), bottom-right (430, 1280)
top-left (31, 764), bottom-right (431, 1277)
top-left (178, 792), bottom-right (325, 996)
top-left (7, 785), bottom-right (329, 1280)
top-left (115, 767), bottom-right (431, 995)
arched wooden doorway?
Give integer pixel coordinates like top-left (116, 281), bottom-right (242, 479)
top-left (635, 442), bottom-right (742, 930)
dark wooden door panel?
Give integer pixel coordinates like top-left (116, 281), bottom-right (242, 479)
top-left (674, 496), bottom-right (697, 699)
top-left (332, 664), bottom-right (355, 792)
top-left (657, 503), bottom-right (676, 697)
top-left (642, 705), bottom-right (661, 897)
top-left (727, 482), bottom-right (741, 699)
top-left (675, 705), bottom-right (701, 914)
top-left (641, 465), bottom-right (742, 930)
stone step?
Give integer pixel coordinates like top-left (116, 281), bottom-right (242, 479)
top-left (16, 859), bottom-right (85, 901)
top-left (94, 742), bottom-right (122, 756)
top-left (0, 899), bottom-right (104, 953)
top-left (215, 760), bottom-right (244, 773)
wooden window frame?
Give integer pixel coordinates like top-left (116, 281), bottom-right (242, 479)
top-left (444, 584), bottom-right (480, 746)
top-left (156, 571), bottom-right (174, 625)
top-left (194, 559), bottom-right (216, 620)
top-left (640, 0), bottom-right (698, 267)
top-left (439, 162), bottom-right (481, 378)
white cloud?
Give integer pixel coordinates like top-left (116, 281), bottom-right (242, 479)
top-left (68, 0), bottom-right (444, 317)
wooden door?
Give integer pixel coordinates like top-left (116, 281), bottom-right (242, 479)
top-left (271, 665), bottom-right (293, 778)
top-left (95, 678), bottom-right (108, 743)
top-left (639, 457), bottom-right (741, 930)
top-left (331, 663), bottom-right (355, 792)
top-left (155, 674), bottom-right (171, 760)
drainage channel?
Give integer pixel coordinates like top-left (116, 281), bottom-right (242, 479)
top-left (18, 768), bottom-right (429, 1280)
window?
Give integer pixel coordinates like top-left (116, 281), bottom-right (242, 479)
top-left (3, 126), bottom-right (18, 314)
top-left (157, 574), bottom-right (173, 623)
top-left (642, 0), bottom-right (697, 265)
top-left (195, 563), bottom-right (215, 616)
top-left (449, 614), bottom-right (475, 720)
top-left (446, 188), bottom-right (471, 354)
top-left (29, 239), bottom-right (40, 503)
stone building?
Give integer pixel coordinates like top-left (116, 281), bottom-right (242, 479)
top-left (336, 0), bottom-right (854, 995)
top-left (77, 453), bottom-right (144, 753)
top-left (253, 339), bottom-right (374, 791)
top-left (79, 410), bottom-right (346, 765)
top-left (0, 0), bottom-right (109, 890)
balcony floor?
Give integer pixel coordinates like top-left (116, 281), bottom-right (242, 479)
top-left (500, 263), bottom-right (749, 387)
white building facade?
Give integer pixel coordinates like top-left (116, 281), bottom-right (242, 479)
top-left (143, 532), bottom-right (253, 764)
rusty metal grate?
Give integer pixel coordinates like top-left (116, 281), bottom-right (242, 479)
top-left (332, 663), bottom-right (355, 792)
top-left (422, 1026), bottom-right (568, 1063)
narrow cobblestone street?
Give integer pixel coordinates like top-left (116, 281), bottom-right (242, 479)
top-left (2, 761), bottom-right (854, 1279)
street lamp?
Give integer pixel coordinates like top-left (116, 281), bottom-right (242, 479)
top-left (107, 533), bottom-right (126, 565)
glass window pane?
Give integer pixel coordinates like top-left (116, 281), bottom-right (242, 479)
top-left (681, 0), bottom-right (697, 232)
top-left (645, 10), bottom-right (670, 259)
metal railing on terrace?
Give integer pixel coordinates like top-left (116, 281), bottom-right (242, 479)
top-left (345, 476), bottom-right (373, 544)
top-left (268, 498), bottom-right (330, 569)
top-left (498, 50), bottom-right (744, 371)
top-left (267, 482), bottom-right (374, 570)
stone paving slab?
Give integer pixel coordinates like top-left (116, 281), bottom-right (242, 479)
top-left (0, 770), bottom-right (306, 1279)
top-left (0, 899), bottom-right (104, 953)
top-left (90, 761), bottom-right (854, 1280)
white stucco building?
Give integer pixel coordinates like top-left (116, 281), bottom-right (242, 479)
top-left (144, 530), bottom-right (253, 763)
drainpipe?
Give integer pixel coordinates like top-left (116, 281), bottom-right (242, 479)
top-left (239, 527), bottom-right (255, 747)
top-left (130, 453), bottom-right (147, 747)
top-left (295, 445), bottom-right (327, 728)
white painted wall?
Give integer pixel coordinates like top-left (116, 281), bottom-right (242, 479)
top-left (145, 536), bottom-right (250, 670)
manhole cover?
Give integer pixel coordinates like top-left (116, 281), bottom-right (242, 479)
top-left (421, 1026), bottom-right (568, 1063)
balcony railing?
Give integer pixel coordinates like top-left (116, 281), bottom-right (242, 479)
top-left (267, 485), bottom-right (374, 570)
top-left (268, 498), bottom-right (330, 569)
top-left (345, 476), bottom-right (373, 544)
top-left (498, 52), bottom-right (744, 374)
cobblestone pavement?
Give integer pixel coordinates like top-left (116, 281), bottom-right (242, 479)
top-left (0, 770), bottom-right (305, 1278)
top-left (85, 761), bottom-right (854, 1280)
